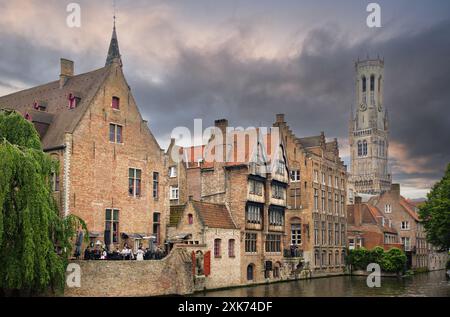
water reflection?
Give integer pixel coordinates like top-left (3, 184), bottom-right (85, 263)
top-left (193, 271), bottom-right (450, 297)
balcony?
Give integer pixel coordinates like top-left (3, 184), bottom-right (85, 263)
top-left (284, 248), bottom-right (303, 259)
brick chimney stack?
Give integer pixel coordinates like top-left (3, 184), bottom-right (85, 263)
top-left (354, 196), bottom-right (363, 226)
top-left (276, 114), bottom-right (285, 123)
top-left (214, 119), bottom-right (229, 162)
top-left (215, 119), bottom-right (228, 136)
top-left (391, 184), bottom-right (401, 198)
top-left (60, 58), bottom-right (74, 88)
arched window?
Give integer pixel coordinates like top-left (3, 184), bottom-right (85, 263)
top-left (363, 140), bottom-right (368, 156)
top-left (378, 76), bottom-right (382, 93)
top-left (247, 264), bottom-right (255, 281)
top-left (342, 251), bottom-right (346, 266)
top-left (362, 76), bottom-right (367, 93)
top-left (188, 214), bottom-right (194, 225)
top-left (335, 251), bottom-right (340, 266)
top-left (357, 141), bottom-right (363, 157)
top-left (370, 75), bottom-right (375, 91)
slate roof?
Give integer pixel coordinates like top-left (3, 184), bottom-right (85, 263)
top-left (0, 66), bottom-right (111, 149)
top-left (297, 135), bottom-right (322, 148)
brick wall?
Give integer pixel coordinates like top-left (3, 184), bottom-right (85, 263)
top-left (66, 63), bottom-right (169, 249)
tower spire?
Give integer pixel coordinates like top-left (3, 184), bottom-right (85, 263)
top-left (106, 1), bottom-right (122, 66)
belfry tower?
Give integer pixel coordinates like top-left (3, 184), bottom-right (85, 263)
top-left (349, 58), bottom-right (391, 195)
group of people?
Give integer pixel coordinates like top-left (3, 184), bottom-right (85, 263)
top-left (82, 243), bottom-right (167, 261)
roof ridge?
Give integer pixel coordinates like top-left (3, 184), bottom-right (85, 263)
top-left (0, 66), bottom-right (107, 99)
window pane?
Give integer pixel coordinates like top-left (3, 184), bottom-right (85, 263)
top-left (117, 125), bottom-right (123, 143)
top-left (106, 209), bottom-right (112, 221)
top-left (109, 124), bottom-right (115, 142)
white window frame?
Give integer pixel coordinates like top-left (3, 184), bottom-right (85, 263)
top-left (170, 186), bottom-right (179, 200)
top-left (384, 204), bottom-right (392, 213)
top-left (401, 221), bottom-right (410, 231)
top-left (290, 170), bottom-right (300, 182)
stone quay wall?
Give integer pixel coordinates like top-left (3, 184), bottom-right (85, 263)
top-left (64, 248), bottom-right (194, 297)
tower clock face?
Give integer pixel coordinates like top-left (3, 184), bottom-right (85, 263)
top-left (360, 103), bottom-right (367, 111)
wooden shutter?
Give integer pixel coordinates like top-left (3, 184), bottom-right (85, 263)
top-left (204, 251), bottom-right (211, 277)
top-left (191, 251), bottom-right (196, 276)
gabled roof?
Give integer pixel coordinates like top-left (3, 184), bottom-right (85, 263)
top-left (192, 201), bottom-right (237, 229)
top-left (0, 66), bottom-right (111, 149)
top-left (347, 203), bottom-right (397, 234)
top-left (399, 198), bottom-right (420, 222)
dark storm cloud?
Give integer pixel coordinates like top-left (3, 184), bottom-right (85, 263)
top-left (0, 1), bottom-right (449, 196)
top-left (128, 20), bottom-right (450, 188)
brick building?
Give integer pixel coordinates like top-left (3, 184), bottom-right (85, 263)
top-left (367, 184), bottom-right (447, 270)
top-left (0, 24), bottom-right (169, 251)
top-left (167, 199), bottom-right (241, 290)
top-left (273, 114), bottom-right (348, 273)
top-left (168, 119), bottom-right (296, 284)
top-left (347, 197), bottom-right (401, 251)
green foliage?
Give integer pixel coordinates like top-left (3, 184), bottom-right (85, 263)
top-left (419, 163), bottom-right (450, 251)
top-left (380, 248), bottom-right (407, 273)
top-left (347, 247), bottom-right (406, 273)
top-left (0, 110), bottom-right (41, 150)
top-left (0, 111), bottom-right (87, 294)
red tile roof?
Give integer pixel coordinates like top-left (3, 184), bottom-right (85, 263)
top-left (399, 198), bottom-right (420, 222)
top-left (192, 201), bottom-right (237, 229)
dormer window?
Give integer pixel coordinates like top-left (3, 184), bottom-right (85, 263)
top-left (33, 101), bottom-right (46, 112)
top-left (112, 96), bottom-right (120, 110)
top-left (68, 94), bottom-right (81, 109)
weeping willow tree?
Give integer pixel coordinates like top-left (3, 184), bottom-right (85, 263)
top-left (0, 110), bottom-right (87, 295)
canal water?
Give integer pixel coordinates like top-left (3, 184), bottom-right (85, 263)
top-left (193, 271), bottom-right (450, 297)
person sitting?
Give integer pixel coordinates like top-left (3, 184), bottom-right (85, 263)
top-left (84, 246), bottom-right (92, 260)
top-left (100, 248), bottom-right (108, 260)
top-left (144, 248), bottom-right (151, 260)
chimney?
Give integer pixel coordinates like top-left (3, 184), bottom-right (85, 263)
top-left (60, 58), bottom-right (74, 88)
top-left (354, 197), bottom-right (363, 226)
top-left (391, 184), bottom-right (400, 198)
top-left (276, 114), bottom-right (285, 123)
top-left (215, 119), bottom-right (228, 136)
top-left (214, 119), bottom-right (228, 163)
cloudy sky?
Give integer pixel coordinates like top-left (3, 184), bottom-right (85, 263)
top-left (1, 0), bottom-right (449, 199)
